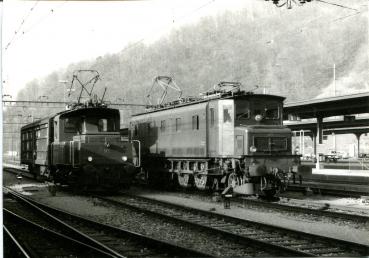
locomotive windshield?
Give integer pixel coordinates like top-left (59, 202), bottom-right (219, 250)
top-left (253, 102), bottom-right (280, 119)
top-left (61, 108), bottom-right (120, 136)
top-left (82, 117), bottom-right (117, 133)
top-left (64, 116), bottom-right (117, 134)
top-left (235, 98), bottom-right (282, 125)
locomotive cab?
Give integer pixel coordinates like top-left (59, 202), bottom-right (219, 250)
top-left (49, 107), bottom-right (137, 190)
top-left (21, 70), bottom-right (139, 192)
top-left (215, 95), bottom-right (302, 195)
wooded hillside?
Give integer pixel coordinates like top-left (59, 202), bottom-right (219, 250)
top-left (15, 3), bottom-right (368, 120)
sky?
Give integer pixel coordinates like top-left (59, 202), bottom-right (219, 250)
top-left (2, 0), bottom-right (367, 100)
top-left (2, 0), bottom-right (258, 99)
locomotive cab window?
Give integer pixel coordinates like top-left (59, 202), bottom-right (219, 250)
top-left (98, 119), bottom-right (108, 132)
top-left (160, 120), bottom-right (166, 132)
top-left (82, 117), bottom-right (116, 133)
top-left (264, 103), bottom-right (279, 119)
top-left (54, 121), bottom-right (58, 140)
top-left (134, 124), bottom-right (138, 136)
top-left (175, 118), bottom-right (181, 132)
top-left (210, 108), bottom-right (215, 127)
top-left (223, 107), bottom-right (232, 123)
top-left (64, 117), bottom-right (81, 133)
top-left (235, 101), bottom-right (250, 120)
top-left (253, 102), bottom-right (280, 120)
top-left (192, 115), bottom-right (199, 130)
top-left (148, 121), bottom-right (155, 135)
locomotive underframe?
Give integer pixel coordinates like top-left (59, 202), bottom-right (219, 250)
top-left (144, 153), bottom-right (301, 194)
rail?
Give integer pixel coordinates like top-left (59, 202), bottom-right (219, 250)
top-left (96, 193), bottom-right (369, 257)
top-left (234, 196), bottom-right (369, 224)
top-left (3, 186), bottom-right (209, 257)
top-left (3, 225), bottom-right (31, 258)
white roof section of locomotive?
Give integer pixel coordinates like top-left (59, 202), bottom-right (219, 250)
top-left (130, 101), bottom-right (208, 122)
top-left (133, 93), bottom-right (285, 117)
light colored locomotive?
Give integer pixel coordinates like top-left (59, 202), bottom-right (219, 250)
top-left (130, 82), bottom-right (305, 196)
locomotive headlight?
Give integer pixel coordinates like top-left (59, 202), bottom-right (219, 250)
top-left (255, 114), bottom-right (263, 121)
top-left (122, 156), bottom-right (128, 162)
top-left (87, 156), bottom-right (93, 162)
top-left (250, 146), bottom-right (257, 153)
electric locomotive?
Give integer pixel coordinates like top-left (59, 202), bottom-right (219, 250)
top-left (130, 81), bottom-right (307, 196)
top-left (20, 70), bottom-right (139, 191)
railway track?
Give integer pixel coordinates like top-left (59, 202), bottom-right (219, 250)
top-left (3, 187), bottom-right (209, 258)
top-left (287, 183), bottom-right (369, 198)
top-left (97, 193), bottom-right (369, 257)
top-left (234, 196), bottom-right (369, 224)
top-left (5, 166), bottom-right (368, 227)
top-left (3, 209), bottom-right (115, 258)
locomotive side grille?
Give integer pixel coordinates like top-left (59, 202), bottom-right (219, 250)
top-left (254, 137), bottom-right (287, 152)
top-left (271, 137), bottom-right (287, 150)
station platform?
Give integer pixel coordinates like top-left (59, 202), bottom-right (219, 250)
top-left (288, 181), bottom-right (369, 197)
top-left (2, 162), bottom-right (26, 170)
top-left (288, 161), bottom-right (369, 195)
top-left (312, 168), bottom-right (369, 177)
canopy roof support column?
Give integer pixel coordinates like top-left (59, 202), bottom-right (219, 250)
top-left (317, 116), bottom-right (323, 144)
top-left (354, 133), bottom-right (363, 158)
top-left (309, 129), bottom-right (317, 157)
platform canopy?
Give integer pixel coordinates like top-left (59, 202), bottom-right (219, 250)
top-left (283, 92), bottom-right (369, 120)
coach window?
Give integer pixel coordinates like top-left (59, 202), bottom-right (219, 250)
top-left (160, 120), bottom-right (166, 132)
top-left (175, 118), bottom-right (181, 132)
top-left (192, 115), bottom-right (199, 130)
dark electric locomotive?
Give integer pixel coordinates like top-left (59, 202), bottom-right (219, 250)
top-left (20, 100), bottom-right (138, 191)
top-left (130, 82), bottom-right (305, 196)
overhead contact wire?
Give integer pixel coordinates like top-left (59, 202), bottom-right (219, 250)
top-left (5, 1), bottom-right (40, 51)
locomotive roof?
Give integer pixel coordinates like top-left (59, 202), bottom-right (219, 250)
top-left (133, 92), bottom-right (285, 117)
top-left (21, 106), bottom-right (119, 130)
top-left (58, 106), bottom-right (119, 118)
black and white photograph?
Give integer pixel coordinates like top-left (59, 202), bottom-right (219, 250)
top-left (2, 0), bottom-right (369, 257)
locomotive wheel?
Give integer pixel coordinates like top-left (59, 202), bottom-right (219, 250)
top-left (227, 172), bottom-right (240, 188)
top-left (261, 188), bottom-right (277, 200)
top-left (194, 174), bottom-right (208, 190)
top-left (177, 173), bottom-right (193, 188)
